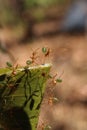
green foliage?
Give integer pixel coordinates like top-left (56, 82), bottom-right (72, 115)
top-left (25, 0), bottom-right (66, 9)
top-left (0, 63), bottom-right (51, 129)
top-left (0, 0), bottom-right (66, 26)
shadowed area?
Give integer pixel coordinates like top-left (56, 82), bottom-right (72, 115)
top-left (0, 107), bottom-right (32, 130)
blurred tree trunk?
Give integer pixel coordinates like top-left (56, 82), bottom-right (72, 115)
top-left (22, 20), bottom-right (35, 42)
top-left (9, 0), bottom-right (25, 17)
top-left (10, 0), bottom-right (35, 42)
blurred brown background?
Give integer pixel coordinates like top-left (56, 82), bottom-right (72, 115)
top-left (0, 0), bottom-right (87, 130)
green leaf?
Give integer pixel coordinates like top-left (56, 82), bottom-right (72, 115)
top-left (0, 63), bottom-right (51, 130)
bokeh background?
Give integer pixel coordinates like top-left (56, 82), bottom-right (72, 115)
top-left (0, 0), bottom-right (87, 130)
